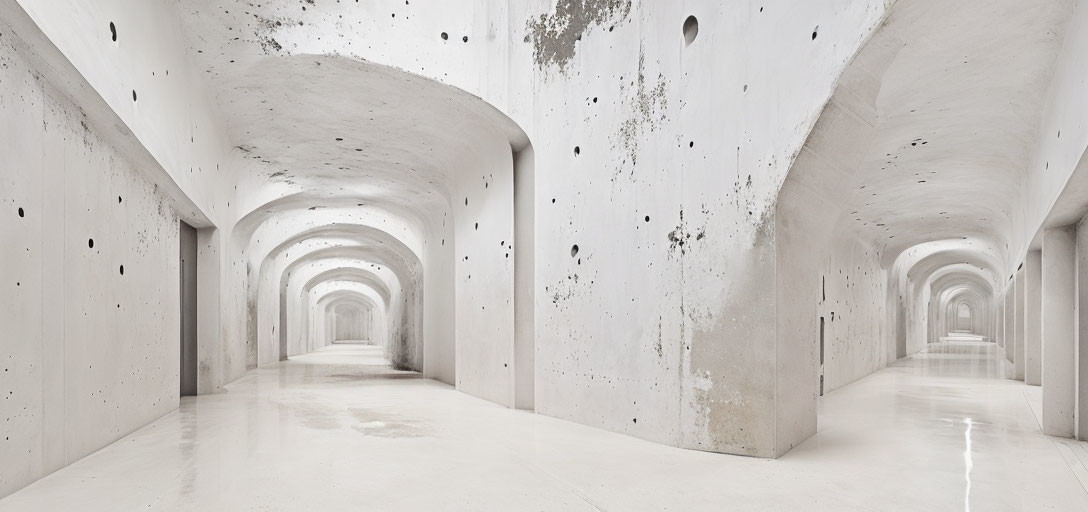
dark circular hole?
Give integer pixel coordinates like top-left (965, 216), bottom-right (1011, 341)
top-left (462, 35), bottom-right (468, 43)
top-left (88, 239), bottom-right (94, 249)
top-left (574, 146), bottom-right (580, 156)
top-left (689, 141), bottom-right (694, 148)
top-left (441, 32), bottom-right (448, 40)
top-left (119, 265), bottom-right (124, 275)
top-left (644, 216), bottom-right (650, 222)
top-left (571, 245), bottom-right (579, 258)
top-left (109, 22), bottom-right (117, 42)
top-left (17, 207), bottom-right (24, 218)
top-left (117, 196), bottom-right (122, 203)
top-left (683, 15), bottom-right (698, 46)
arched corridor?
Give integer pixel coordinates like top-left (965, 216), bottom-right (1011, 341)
top-left (3, 0), bottom-right (1088, 509)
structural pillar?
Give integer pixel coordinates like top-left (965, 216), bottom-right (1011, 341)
top-left (996, 301), bottom-right (1004, 349)
top-left (1025, 250), bottom-right (1042, 386)
top-left (1075, 215), bottom-right (1088, 438)
top-left (1005, 288), bottom-right (1015, 365)
top-left (1042, 225), bottom-right (1076, 438)
top-left (1014, 267), bottom-right (1026, 381)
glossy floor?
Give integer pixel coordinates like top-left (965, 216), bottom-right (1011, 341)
top-left (2, 341), bottom-right (1087, 511)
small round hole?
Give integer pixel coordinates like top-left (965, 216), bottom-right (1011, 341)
top-left (683, 16), bottom-right (698, 46)
top-left (441, 32), bottom-right (448, 40)
top-left (17, 207), bottom-right (24, 218)
top-left (574, 146), bottom-right (581, 156)
top-left (462, 35), bottom-right (469, 43)
top-left (571, 245), bottom-right (579, 258)
top-left (88, 239), bottom-right (94, 248)
top-left (119, 265), bottom-right (124, 275)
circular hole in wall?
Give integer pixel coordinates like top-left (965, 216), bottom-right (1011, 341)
top-left (17, 207), bottom-right (24, 218)
top-left (683, 16), bottom-right (699, 46)
top-left (109, 22), bottom-right (117, 42)
top-left (119, 265), bottom-right (124, 275)
top-left (574, 146), bottom-right (580, 156)
top-left (571, 244), bottom-right (579, 257)
top-left (88, 238), bottom-right (94, 249)
top-left (441, 32), bottom-right (448, 40)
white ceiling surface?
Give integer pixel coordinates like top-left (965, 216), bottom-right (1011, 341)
top-left (843, 0), bottom-right (1073, 268)
top-left (172, 1), bottom-right (529, 308)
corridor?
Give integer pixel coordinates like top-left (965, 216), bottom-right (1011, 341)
top-left (2, 341), bottom-right (1084, 511)
top-left (5, 0), bottom-right (1088, 509)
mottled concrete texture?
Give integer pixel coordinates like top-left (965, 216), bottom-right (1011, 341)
top-left (4, 0), bottom-right (1088, 503)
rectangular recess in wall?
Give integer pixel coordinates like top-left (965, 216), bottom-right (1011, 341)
top-left (180, 221), bottom-right (198, 396)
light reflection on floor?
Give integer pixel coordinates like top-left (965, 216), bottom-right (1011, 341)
top-left (2, 341), bottom-right (1087, 511)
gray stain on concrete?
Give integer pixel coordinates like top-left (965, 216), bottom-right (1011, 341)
top-left (526, 0), bottom-right (632, 74)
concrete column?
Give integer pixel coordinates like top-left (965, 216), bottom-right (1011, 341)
top-left (1005, 289), bottom-right (1015, 364)
top-left (1042, 225), bottom-right (1076, 438)
top-left (513, 146), bottom-right (535, 411)
top-left (1025, 250), bottom-right (1042, 386)
top-left (1014, 267), bottom-right (1026, 381)
top-left (1075, 215), bottom-right (1088, 439)
top-left (996, 301), bottom-right (1004, 348)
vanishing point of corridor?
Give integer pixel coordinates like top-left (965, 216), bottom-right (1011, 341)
top-left (5, 0), bottom-right (1088, 510)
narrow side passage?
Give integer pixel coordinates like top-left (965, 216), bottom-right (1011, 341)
top-left (2, 340), bottom-right (1085, 510)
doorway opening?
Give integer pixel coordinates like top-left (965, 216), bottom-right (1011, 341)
top-left (180, 221), bottom-right (198, 396)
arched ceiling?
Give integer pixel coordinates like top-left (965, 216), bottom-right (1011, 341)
top-left (841, 0), bottom-right (1074, 262)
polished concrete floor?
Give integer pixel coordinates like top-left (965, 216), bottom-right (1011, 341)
top-left (2, 341), bottom-right (1087, 511)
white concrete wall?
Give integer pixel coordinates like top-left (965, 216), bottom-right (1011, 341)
top-left (332, 303), bottom-right (370, 342)
top-left (819, 236), bottom-right (889, 393)
top-left (453, 129), bottom-right (517, 407)
top-left (0, 31), bottom-right (181, 497)
top-left (4, 0), bottom-right (898, 483)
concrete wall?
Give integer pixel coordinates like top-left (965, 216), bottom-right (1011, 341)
top-left (332, 302), bottom-right (371, 342)
top-left (0, 30), bottom-right (181, 497)
top-left (819, 236), bottom-right (889, 393)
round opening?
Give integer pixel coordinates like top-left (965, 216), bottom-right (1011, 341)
top-left (441, 32), bottom-right (448, 40)
top-left (119, 265), bottom-right (124, 275)
top-left (88, 239), bottom-right (94, 248)
top-left (571, 245), bottom-right (580, 258)
top-left (17, 207), bottom-right (24, 218)
top-left (574, 146), bottom-right (581, 156)
top-left (683, 16), bottom-right (699, 46)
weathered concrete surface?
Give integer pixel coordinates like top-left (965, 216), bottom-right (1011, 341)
top-left (0, 21), bottom-right (183, 497)
top-left (5, 0), bottom-right (1088, 502)
top-left (1025, 250), bottom-right (1042, 386)
top-left (1042, 226), bottom-right (1076, 438)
